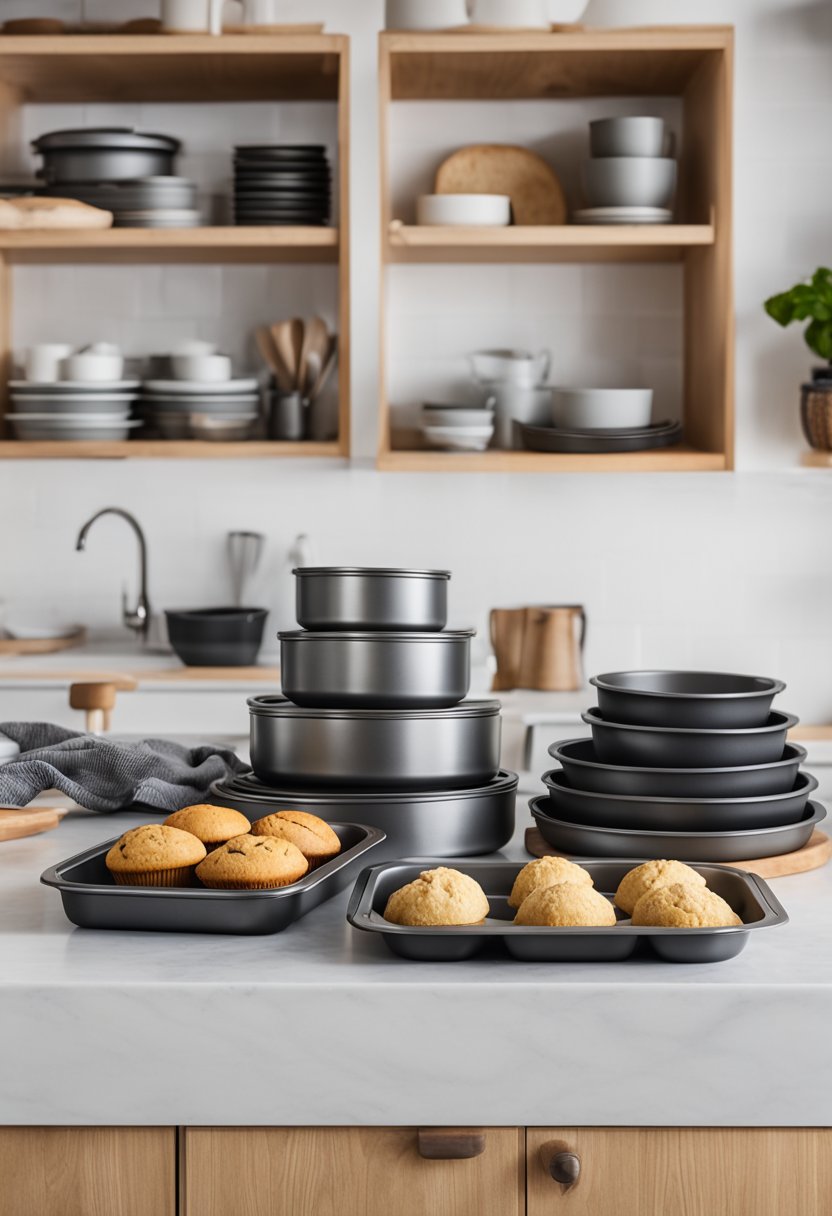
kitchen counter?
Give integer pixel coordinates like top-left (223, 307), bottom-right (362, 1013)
top-left (2, 790), bottom-right (832, 1129)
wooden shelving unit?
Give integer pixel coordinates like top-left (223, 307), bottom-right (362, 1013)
top-left (0, 34), bottom-right (350, 459)
top-left (378, 27), bottom-right (734, 473)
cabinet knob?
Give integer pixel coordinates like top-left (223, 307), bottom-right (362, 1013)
top-left (539, 1142), bottom-right (581, 1191)
top-left (417, 1129), bottom-right (486, 1160)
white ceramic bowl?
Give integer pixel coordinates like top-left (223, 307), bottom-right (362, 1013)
top-left (421, 406), bottom-right (495, 427)
top-left (385, 0), bottom-right (468, 29)
top-left (59, 352), bottom-right (124, 382)
top-left (583, 157), bottom-right (677, 209)
top-left (469, 348), bottom-right (550, 387)
top-left (590, 117), bottom-right (667, 159)
top-left (170, 353), bottom-right (232, 382)
top-left (422, 424), bottom-right (494, 452)
top-left (416, 193), bottom-right (511, 227)
top-left (23, 343), bottom-right (74, 384)
top-left (469, 0), bottom-right (550, 27)
top-left (551, 388), bottom-right (654, 430)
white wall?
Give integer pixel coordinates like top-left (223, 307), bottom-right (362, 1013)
top-left (1, 0), bottom-right (832, 719)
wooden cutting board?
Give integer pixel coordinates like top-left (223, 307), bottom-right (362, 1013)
top-left (0, 807), bottom-right (66, 843)
top-left (0, 628), bottom-right (86, 656)
top-left (435, 144), bottom-right (567, 226)
top-left (524, 825), bottom-right (832, 879)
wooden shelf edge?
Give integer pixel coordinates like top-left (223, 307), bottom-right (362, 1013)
top-left (801, 450), bottom-right (832, 468)
top-left (379, 28), bottom-right (735, 52)
top-left (0, 227), bottom-right (339, 265)
top-left (0, 440), bottom-right (345, 460)
top-left (0, 33), bottom-right (349, 55)
top-left (386, 223), bottom-right (714, 264)
top-left (376, 446), bottom-right (727, 473)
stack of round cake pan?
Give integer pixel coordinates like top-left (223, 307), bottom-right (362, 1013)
top-left (212, 567), bottom-right (517, 854)
top-left (531, 670), bottom-right (825, 862)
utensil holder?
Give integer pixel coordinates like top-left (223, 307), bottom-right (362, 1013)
top-left (269, 390), bottom-right (307, 441)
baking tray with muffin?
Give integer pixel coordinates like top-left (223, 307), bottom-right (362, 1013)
top-left (42, 806), bottom-right (386, 935)
top-left (347, 858), bottom-right (787, 964)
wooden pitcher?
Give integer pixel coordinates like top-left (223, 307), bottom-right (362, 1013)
top-left (490, 605), bottom-right (586, 692)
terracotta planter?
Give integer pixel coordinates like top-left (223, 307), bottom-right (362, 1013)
top-left (801, 381), bottom-right (832, 450)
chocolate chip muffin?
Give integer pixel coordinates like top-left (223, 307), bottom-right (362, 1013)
top-left (196, 834), bottom-right (309, 890)
top-left (250, 810), bottom-right (341, 870)
top-left (164, 804), bottom-right (251, 851)
top-left (105, 824), bottom-right (207, 887)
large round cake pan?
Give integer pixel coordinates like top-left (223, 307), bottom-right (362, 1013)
top-left (294, 566), bottom-right (450, 631)
top-left (542, 769), bottom-right (818, 832)
top-left (591, 670), bottom-right (785, 729)
top-left (248, 694), bottom-right (501, 790)
top-left (549, 738), bottom-right (807, 799)
top-left (279, 629), bottom-right (473, 709)
top-left (209, 770), bottom-right (518, 857)
top-left (583, 708), bottom-right (799, 769)
top-left (529, 795), bottom-right (826, 863)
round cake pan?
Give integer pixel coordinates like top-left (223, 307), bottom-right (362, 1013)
top-left (549, 738), bottom-right (807, 799)
top-left (294, 566), bottom-right (450, 632)
top-left (583, 708), bottom-right (799, 769)
top-left (279, 629), bottom-right (473, 709)
top-left (248, 694), bottom-right (501, 790)
top-left (529, 795), bottom-right (826, 863)
top-left (590, 670), bottom-right (786, 729)
top-left (210, 770), bottom-right (518, 858)
top-left (541, 769), bottom-right (818, 832)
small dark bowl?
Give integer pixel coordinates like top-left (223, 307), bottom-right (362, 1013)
top-left (165, 607), bottom-right (267, 667)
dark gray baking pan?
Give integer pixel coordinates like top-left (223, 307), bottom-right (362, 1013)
top-left (530, 795), bottom-right (826, 863)
top-left (294, 566), bottom-right (450, 632)
top-left (519, 420), bottom-right (681, 454)
top-left (583, 707), bottom-right (799, 768)
top-left (549, 738), bottom-right (807, 799)
top-left (248, 694), bottom-right (501, 790)
top-left (590, 670), bottom-right (786, 728)
top-left (542, 768), bottom-right (818, 832)
top-left (210, 770), bottom-right (518, 858)
top-left (279, 629), bottom-right (473, 709)
top-left (347, 859), bottom-right (787, 964)
top-left (41, 822), bottom-right (385, 936)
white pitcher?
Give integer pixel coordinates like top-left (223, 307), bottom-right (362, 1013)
top-left (161, 0), bottom-right (225, 35)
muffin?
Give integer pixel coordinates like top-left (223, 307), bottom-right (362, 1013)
top-left (632, 882), bottom-right (742, 928)
top-left (164, 804), bottom-right (251, 852)
top-left (250, 810), bottom-right (341, 870)
top-left (514, 882), bottom-right (617, 928)
top-left (508, 856), bottom-right (593, 910)
top-left (105, 824), bottom-right (207, 887)
top-left (383, 867), bottom-right (489, 926)
top-left (196, 834), bottom-right (309, 890)
top-left (615, 859), bottom-right (707, 916)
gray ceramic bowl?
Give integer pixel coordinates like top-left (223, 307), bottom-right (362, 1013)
top-left (551, 387), bottom-right (653, 430)
top-left (583, 156), bottom-right (677, 209)
top-left (590, 117), bottom-right (666, 158)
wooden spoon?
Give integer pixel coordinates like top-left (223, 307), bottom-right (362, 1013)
top-left (271, 318), bottom-right (304, 391)
top-left (299, 316), bottom-right (330, 399)
top-left (310, 334), bottom-right (338, 402)
top-left (256, 327), bottom-right (293, 393)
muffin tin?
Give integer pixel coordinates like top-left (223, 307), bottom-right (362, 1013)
top-left (41, 822), bottom-right (385, 935)
top-left (347, 859), bottom-right (788, 964)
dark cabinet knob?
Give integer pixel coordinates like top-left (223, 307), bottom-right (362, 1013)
top-left (548, 1151), bottom-right (581, 1189)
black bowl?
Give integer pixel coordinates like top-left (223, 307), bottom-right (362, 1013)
top-left (590, 670), bottom-right (785, 728)
top-left (165, 607), bottom-right (267, 667)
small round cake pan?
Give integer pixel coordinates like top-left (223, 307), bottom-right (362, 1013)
top-left (590, 670), bottom-right (786, 729)
top-left (529, 795), bottom-right (826, 862)
top-left (583, 707), bottom-right (799, 769)
top-left (294, 566), bottom-right (450, 632)
top-left (279, 629), bottom-right (474, 709)
top-left (248, 694), bottom-right (501, 790)
top-left (541, 769), bottom-right (818, 832)
top-left (549, 738), bottom-right (807, 799)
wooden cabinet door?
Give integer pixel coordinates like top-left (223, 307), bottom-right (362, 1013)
top-left (184, 1127), bottom-right (524, 1216)
top-left (0, 1128), bottom-right (175, 1216)
top-left (528, 1128), bottom-right (832, 1216)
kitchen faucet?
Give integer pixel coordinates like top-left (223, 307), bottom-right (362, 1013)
top-left (75, 507), bottom-right (151, 640)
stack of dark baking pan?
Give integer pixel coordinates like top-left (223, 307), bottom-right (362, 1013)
top-left (232, 144), bottom-right (331, 226)
top-left (531, 670), bottom-right (825, 861)
top-left (211, 567), bottom-right (517, 855)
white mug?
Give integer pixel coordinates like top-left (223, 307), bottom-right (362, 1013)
top-left (161, 0), bottom-right (224, 35)
top-left (239, 0), bottom-right (276, 24)
top-left (24, 343), bottom-right (74, 383)
top-left (468, 0), bottom-right (550, 27)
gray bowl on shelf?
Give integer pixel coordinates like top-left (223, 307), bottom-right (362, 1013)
top-left (591, 670), bottom-right (786, 728)
top-left (583, 707), bottom-right (799, 769)
top-left (583, 156), bottom-right (677, 209)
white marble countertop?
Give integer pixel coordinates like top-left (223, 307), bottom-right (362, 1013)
top-left (2, 787), bottom-right (832, 1129)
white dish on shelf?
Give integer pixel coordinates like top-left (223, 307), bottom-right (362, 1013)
top-left (421, 406), bottom-right (495, 427)
top-left (142, 378), bottom-right (259, 394)
top-left (550, 388), bottom-right (653, 430)
top-left (469, 0), bottom-right (550, 26)
top-left (9, 380), bottom-right (141, 392)
top-left (11, 395), bottom-right (137, 414)
top-left (8, 414), bottom-right (141, 441)
top-left (416, 193), bottom-right (511, 227)
top-left (572, 207), bottom-right (673, 225)
top-left (4, 622), bottom-right (81, 642)
top-left (422, 424), bottom-right (495, 452)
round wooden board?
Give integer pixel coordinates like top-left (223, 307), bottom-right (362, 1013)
top-left (524, 825), bottom-right (832, 879)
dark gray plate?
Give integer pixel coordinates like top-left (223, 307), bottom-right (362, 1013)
top-left (549, 738), bottom-right (807, 798)
top-left (347, 858), bottom-right (788, 964)
top-left (591, 669), bottom-right (785, 728)
top-left (41, 822), bottom-right (384, 935)
top-left (520, 420), bottom-right (682, 453)
top-left (542, 768), bottom-right (818, 832)
top-left (583, 707), bottom-right (799, 768)
top-left (530, 795), bottom-right (826, 862)
top-left (233, 217), bottom-right (329, 226)
top-left (234, 144), bottom-right (327, 157)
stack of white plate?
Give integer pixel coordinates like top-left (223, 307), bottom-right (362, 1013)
top-left (420, 402), bottom-right (495, 452)
top-left (7, 379), bottom-right (141, 440)
top-left (140, 378), bottom-right (262, 441)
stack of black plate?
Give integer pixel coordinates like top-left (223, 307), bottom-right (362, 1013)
top-left (233, 144), bottom-right (332, 226)
top-left (531, 669), bottom-right (825, 861)
top-left (520, 419), bottom-right (682, 454)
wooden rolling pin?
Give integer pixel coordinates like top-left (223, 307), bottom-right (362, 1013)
top-left (0, 807), bottom-right (66, 843)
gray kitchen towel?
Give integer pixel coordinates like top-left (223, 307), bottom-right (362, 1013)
top-left (0, 722), bottom-right (248, 812)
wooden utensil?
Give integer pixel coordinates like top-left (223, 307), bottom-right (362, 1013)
top-left (299, 316), bottom-right (330, 399)
top-left (435, 144), bottom-right (567, 225)
top-left (310, 335), bottom-right (338, 402)
top-left (255, 327), bottom-right (293, 393)
top-left (0, 807), bottom-right (66, 843)
top-left (271, 319), bottom-right (304, 390)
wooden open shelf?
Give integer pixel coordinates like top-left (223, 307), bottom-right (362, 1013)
top-left (378, 27), bottom-right (735, 474)
top-left (0, 33), bottom-right (351, 459)
top-left (801, 450), bottom-right (832, 468)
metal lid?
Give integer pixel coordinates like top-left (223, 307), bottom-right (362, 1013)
top-left (278, 629), bottom-right (474, 642)
top-left (32, 127), bottom-right (180, 152)
top-left (248, 694), bottom-right (499, 720)
top-left (293, 567), bottom-right (451, 579)
top-left (216, 769), bottom-right (517, 805)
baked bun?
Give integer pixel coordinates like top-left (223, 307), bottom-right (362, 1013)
top-left (250, 810), bottom-right (341, 869)
top-left (615, 859), bottom-right (706, 916)
top-left (0, 197), bottom-right (113, 230)
top-left (508, 856), bottom-right (593, 909)
top-left (196, 834), bottom-right (308, 890)
top-left (105, 823), bottom-right (206, 887)
top-left (632, 882), bottom-right (742, 928)
top-left (164, 804), bottom-right (250, 851)
top-left (383, 867), bottom-right (489, 926)
top-left (514, 882), bottom-right (617, 928)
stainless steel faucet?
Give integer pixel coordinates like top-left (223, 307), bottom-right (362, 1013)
top-left (75, 507), bottom-right (151, 639)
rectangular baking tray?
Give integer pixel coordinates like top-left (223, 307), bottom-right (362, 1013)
top-left (347, 859), bottom-right (787, 964)
top-left (42, 822), bottom-right (386, 936)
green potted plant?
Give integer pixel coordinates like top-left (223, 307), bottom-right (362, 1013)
top-left (765, 267), bottom-right (832, 450)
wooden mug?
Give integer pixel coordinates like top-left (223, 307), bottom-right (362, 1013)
top-left (490, 605), bottom-right (586, 692)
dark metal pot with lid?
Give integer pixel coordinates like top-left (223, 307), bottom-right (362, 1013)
top-left (32, 127), bottom-right (181, 183)
top-left (293, 566), bottom-right (451, 632)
